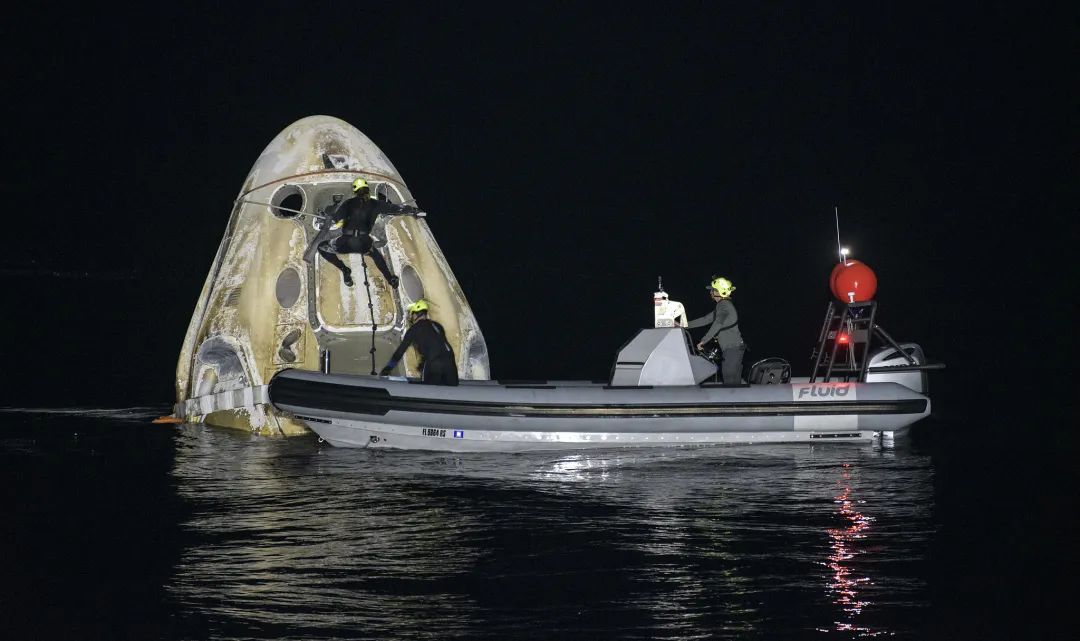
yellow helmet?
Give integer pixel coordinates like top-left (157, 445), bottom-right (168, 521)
top-left (407, 299), bottom-right (429, 314)
top-left (707, 277), bottom-right (735, 298)
top-left (351, 178), bottom-right (369, 193)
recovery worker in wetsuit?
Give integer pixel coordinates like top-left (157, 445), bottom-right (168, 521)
top-left (379, 299), bottom-right (459, 385)
top-left (315, 178), bottom-right (421, 288)
top-left (687, 276), bottom-right (746, 385)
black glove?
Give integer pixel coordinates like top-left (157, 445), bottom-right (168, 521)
top-left (379, 367), bottom-right (392, 376)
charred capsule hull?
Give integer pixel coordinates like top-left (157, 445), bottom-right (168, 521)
top-left (269, 369), bottom-right (930, 452)
top-left (175, 116), bottom-right (489, 435)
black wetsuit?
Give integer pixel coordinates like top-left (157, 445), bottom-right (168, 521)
top-left (317, 195), bottom-right (418, 283)
top-left (382, 318), bottom-right (459, 385)
top-left (688, 299), bottom-right (746, 385)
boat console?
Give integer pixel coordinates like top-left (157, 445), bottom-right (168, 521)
top-left (609, 328), bottom-right (718, 386)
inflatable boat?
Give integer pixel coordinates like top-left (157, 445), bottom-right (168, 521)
top-left (269, 311), bottom-right (939, 452)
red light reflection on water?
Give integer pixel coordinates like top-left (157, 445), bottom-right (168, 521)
top-left (819, 464), bottom-right (890, 637)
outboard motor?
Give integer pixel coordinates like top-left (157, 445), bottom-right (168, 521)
top-left (865, 343), bottom-right (928, 393)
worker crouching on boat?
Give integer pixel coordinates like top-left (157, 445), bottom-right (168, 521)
top-left (379, 300), bottom-right (459, 385)
top-left (688, 276), bottom-right (746, 385)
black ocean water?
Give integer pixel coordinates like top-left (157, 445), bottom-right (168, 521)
top-left (1, 404), bottom-right (1073, 640)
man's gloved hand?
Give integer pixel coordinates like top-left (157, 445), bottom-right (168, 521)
top-left (379, 366), bottom-right (393, 376)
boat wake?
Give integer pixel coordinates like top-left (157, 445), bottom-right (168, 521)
top-left (0, 407), bottom-right (167, 421)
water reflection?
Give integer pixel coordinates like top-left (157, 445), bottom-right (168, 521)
top-left (823, 464), bottom-right (878, 636)
top-left (166, 427), bottom-right (934, 639)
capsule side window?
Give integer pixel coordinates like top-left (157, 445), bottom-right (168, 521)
top-left (374, 182), bottom-right (404, 204)
top-left (269, 184), bottom-right (306, 218)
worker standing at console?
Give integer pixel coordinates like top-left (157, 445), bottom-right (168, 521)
top-left (688, 276), bottom-right (745, 385)
top-left (380, 300), bottom-right (459, 385)
top-left (313, 178), bottom-right (421, 288)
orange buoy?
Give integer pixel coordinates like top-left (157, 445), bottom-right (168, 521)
top-left (829, 260), bottom-right (878, 302)
top-left (152, 416), bottom-right (184, 424)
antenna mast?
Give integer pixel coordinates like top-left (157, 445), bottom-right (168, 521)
top-left (834, 205), bottom-right (843, 263)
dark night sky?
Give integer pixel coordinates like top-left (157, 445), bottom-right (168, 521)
top-left (1, 3), bottom-right (1075, 414)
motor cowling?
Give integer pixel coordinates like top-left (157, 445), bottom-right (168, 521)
top-left (865, 343), bottom-right (927, 393)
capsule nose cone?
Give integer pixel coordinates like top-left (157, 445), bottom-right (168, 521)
top-left (243, 115), bottom-right (410, 201)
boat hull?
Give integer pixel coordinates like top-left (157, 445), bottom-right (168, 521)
top-left (269, 369), bottom-right (930, 452)
top-left (306, 419), bottom-right (896, 451)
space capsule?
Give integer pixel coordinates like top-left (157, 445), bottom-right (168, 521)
top-left (174, 116), bottom-right (490, 435)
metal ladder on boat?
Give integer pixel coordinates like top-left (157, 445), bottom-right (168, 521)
top-left (809, 300), bottom-right (918, 383)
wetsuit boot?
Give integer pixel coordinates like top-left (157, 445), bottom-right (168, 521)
top-left (317, 241), bottom-right (355, 287)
